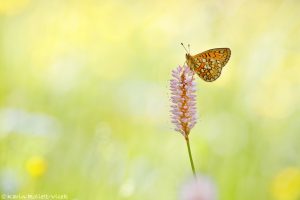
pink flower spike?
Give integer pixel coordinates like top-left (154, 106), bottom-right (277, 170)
top-left (169, 65), bottom-right (198, 138)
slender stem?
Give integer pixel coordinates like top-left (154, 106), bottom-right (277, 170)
top-left (185, 136), bottom-right (196, 177)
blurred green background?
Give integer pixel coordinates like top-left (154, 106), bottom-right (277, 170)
top-left (0, 0), bottom-right (300, 199)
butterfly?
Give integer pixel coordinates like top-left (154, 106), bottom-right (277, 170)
top-left (182, 43), bottom-right (231, 82)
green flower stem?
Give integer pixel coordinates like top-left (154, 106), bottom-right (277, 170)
top-left (185, 136), bottom-right (196, 177)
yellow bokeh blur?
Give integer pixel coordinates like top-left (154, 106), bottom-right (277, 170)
top-left (26, 156), bottom-right (47, 178)
top-left (271, 167), bottom-right (300, 200)
top-left (0, 0), bottom-right (30, 15)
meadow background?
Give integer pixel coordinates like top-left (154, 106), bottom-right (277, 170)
top-left (0, 0), bottom-right (300, 200)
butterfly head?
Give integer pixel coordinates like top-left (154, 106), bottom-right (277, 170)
top-left (185, 53), bottom-right (194, 70)
top-left (185, 53), bottom-right (191, 60)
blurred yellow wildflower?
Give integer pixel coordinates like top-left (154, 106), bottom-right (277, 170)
top-left (271, 167), bottom-right (300, 200)
top-left (26, 156), bottom-right (47, 178)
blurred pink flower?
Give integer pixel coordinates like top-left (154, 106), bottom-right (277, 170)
top-left (179, 175), bottom-right (217, 200)
top-left (170, 65), bottom-right (197, 138)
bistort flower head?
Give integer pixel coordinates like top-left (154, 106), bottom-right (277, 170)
top-left (170, 65), bottom-right (197, 138)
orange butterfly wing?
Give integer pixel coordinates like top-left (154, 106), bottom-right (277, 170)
top-left (186, 48), bottom-right (231, 82)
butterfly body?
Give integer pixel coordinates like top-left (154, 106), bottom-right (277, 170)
top-left (185, 48), bottom-right (231, 82)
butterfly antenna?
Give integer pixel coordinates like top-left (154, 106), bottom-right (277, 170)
top-left (181, 43), bottom-right (189, 53)
top-left (188, 44), bottom-right (190, 53)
